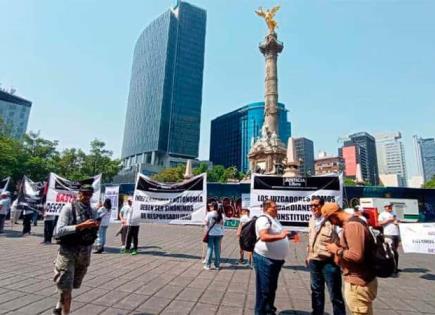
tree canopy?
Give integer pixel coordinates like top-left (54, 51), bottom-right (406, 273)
top-left (0, 125), bottom-right (121, 185)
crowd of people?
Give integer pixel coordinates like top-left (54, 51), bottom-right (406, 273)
top-left (0, 186), bottom-right (404, 315)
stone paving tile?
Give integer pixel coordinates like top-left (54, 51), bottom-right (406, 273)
top-left (160, 300), bottom-right (195, 314)
top-left (132, 296), bottom-right (172, 314)
top-left (1, 223), bottom-right (435, 314)
top-left (190, 302), bottom-right (219, 314)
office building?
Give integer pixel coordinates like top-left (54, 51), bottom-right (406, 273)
top-left (315, 152), bottom-right (344, 175)
top-left (342, 132), bottom-right (379, 185)
top-left (120, 1), bottom-right (206, 176)
top-left (0, 89), bottom-right (32, 139)
top-left (414, 135), bottom-right (435, 182)
top-left (375, 132), bottom-right (407, 187)
top-left (293, 137), bottom-right (314, 176)
top-left (210, 102), bottom-right (291, 172)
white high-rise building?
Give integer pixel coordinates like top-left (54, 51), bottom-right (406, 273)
top-left (375, 132), bottom-right (407, 187)
top-left (414, 135), bottom-right (435, 182)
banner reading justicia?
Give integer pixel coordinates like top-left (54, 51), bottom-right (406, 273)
top-left (45, 173), bottom-right (101, 215)
top-left (250, 174), bottom-right (343, 230)
top-left (132, 173), bottom-right (207, 225)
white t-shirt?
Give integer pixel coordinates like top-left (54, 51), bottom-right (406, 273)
top-left (254, 213), bottom-right (289, 261)
top-left (122, 205), bottom-right (140, 226)
top-left (239, 214), bottom-right (251, 226)
top-left (378, 211), bottom-right (399, 236)
top-left (97, 206), bottom-right (111, 227)
top-left (205, 211), bottom-right (224, 236)
top-left (0, 199), bottom-right (10, 215)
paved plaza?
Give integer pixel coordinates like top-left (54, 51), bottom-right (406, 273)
top-left (0, 222), bottom-right (434, 315)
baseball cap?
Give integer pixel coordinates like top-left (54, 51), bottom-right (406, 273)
top-left (79, 184), bottom-right (94, 193)
top-left (321, 202), bottom-right (342, 219)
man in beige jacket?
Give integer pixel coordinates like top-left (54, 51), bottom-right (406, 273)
top-left (306, 197), bottom-right (346, 315)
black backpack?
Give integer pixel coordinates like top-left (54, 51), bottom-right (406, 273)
top-left (56, 203), bottom-right (98, 246)
top-left (239, 215), bottom-right (272, 252)
top-left (346, 217), bottom-right (396, 278)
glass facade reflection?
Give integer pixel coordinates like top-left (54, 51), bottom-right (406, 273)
top-left (210, 102), bottom-right (291, 172)
top-left (121, 2), bottom-right (206, 169)
top-left (0, 90), bottom-right (31, 139)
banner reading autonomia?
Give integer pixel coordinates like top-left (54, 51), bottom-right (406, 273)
top-left (104, 185), bottom-right (120, 222)
top-left (45, 173), bottom-right (101, 215)
top-left (400, 223), bottom-right (435, 255)
top-left (250, 174), bottom-right (343, 230)
top-left (132, 173), bottom-right (207, 225)
top-left (0, 177), bottom-right (10, 193)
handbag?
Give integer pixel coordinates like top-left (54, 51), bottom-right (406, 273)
top-left (202, 218), bottom-right (217, 243)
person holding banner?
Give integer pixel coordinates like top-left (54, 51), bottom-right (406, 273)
top-left (94, 198), bottom-right (112, 254)
top-left (52, 184), bottom-right (99, 315)
top-left (124, 199), bottom-right (140, 256)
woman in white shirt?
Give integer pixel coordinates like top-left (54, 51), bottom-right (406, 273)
top-left (203, 202), bottom-right (225, 270)
top-left (94, 199), bottom-right (112, 254)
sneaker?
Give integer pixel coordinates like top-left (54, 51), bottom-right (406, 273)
top-left (52, 308), bottom-right (62, 315)
top-left (130, 250), bottom-right (138, 256)
top-left (202, 259), bottom-right (207, 264)
top-left (215, 266), bottom-right (221, 271)
top-left (203, 265), bottom-right (211, 270)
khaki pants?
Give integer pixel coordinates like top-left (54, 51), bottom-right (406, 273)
top-left (344, 278), bottom-right (378, 315)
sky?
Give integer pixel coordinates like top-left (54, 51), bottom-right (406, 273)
top-left (1, 0), bottom-right (434, 178)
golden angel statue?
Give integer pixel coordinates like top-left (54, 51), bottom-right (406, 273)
top-left (255, 5), bottom-right (280, 33)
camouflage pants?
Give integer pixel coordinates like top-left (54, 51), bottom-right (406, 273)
top-left (53, 245), bottom-right (92, 291)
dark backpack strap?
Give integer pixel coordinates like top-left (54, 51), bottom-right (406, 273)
top-left (71, 202), bottom-right (77, 225)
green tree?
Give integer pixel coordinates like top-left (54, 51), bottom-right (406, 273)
top-left (57, 148), bottom-right (87, 180)
top-left (152, 164), bottom-right (185, 183)
top-left (423, 176), bottom-right (435, 189)
top-left (207, 165), bottom-right (226, 182)
top-left (81, 139), bottom-right (121, 183)
top-left (344, 177), bottom-right (356, 186)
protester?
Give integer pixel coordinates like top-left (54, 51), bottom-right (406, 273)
top-left (42, 206), bottom-right (57, 244)
top-left (52, 184), bottom-right (99, 315)
top-left (237, 208), bottom-right (252, 266)
top-left (0, 192), bottom-right (11, 233)
top-left (124, 199), bottom-right (140, 255)
top-left (378, 203), bottom-right (400, 273)
top-left (10, 198), bottom-right (21, 225)
top-left (254, 200), bottom-right (289, 315)
top-left (22, 203), bottom-right (34, 236)
top-left (118, 199), bottom-right (132, 252)
top-left (203, 201), bottom-right (225, 270)
top-left (94, 198), bottom-right (112, 254)
top-left (306, 197), bottom-right (345, 315)
top-left (322, 203), bottom-right (377, 315)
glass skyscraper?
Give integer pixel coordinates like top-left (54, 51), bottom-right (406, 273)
top-left (121, 1), bottom-right (206, 173)
top-left (414, 135), bottom-right (435, 182)
top-left (210, 102), bottom-right (291, 172)
top-left (0, 89), bottom-right (31, 139)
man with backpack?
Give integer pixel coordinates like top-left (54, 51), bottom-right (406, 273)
top-left (322, 202), bottom-right (378, 315)
top-left (52, 184), bottom-right (99, 315)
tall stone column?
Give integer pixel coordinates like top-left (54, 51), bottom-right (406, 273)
top-left (248, 32), bottom-right (287, 175)
top-left (260, 32), bottom-right (283, 137)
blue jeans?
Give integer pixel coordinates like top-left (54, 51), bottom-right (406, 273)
top-left (309, 259), bottom-right (346, 315)
top-left (206, 235), bottom-right (222, 268)
top-left (96, 226), bottom-right (108, 248)
top-left (253, 252), bottom-right (284, 315)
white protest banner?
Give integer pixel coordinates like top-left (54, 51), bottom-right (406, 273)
top-left (0, 177), bottom-right (10, 193)
top-left (241, 193), bottom-right (250, 209)
top-left (45, 173), bottom-right (101, 215)
top-left (104, 185), bottom-right (120, 222)
top-left (250, 174), bottom-right (342, 230)
top-left (17, 176), bottom-right (44, 213)
top-left (400, 223), bottom-right (435, 254)
top-left (133, 173), bottom-right (207, 225)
